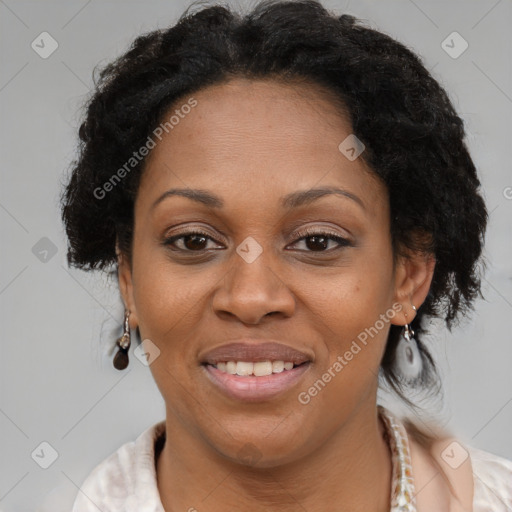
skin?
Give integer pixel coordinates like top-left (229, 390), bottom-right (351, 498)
top-left (118, 77), bottom-right (436, 512)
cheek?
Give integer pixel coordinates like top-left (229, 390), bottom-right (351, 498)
top-left (130, 242), bottom-right (203, 353)
top-left (304, 241), bottom-right (395, 373)
top-left (295, 277), bottom-right (394, 426)
top-left (130, 256), bottom-right (213, 407)
top-left (310, 274), bottom-right (392, 360)
top-left (133, 264), bottom-right (209, 342)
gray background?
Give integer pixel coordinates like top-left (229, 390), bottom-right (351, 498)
top-left (0, 0), bottom-right (511, 510)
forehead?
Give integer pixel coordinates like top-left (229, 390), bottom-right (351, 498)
top-left (136, 77), bottom-right (386, 217)
top-left (154, 77), bottom-right (352, 154)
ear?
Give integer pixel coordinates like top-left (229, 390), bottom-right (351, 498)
top-left (390, 248), bottom-right (436, 326)
top-left (116, 242), bottom-right (139, 330)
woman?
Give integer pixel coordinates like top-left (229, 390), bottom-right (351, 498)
top-left (61, 0), bottom-right (512, 510)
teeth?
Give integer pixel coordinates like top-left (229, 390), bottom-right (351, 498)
top-left (236, 361), bottom-right (254, 376)
top-left (253, 361), bottom-right (273, 376)
top-left (213, 360), bottom-right (300, 376)
top-left (272, 361), bottom-right (284, 373)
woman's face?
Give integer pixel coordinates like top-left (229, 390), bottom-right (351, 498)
top-left (119, 78), bottom-right (432, 466)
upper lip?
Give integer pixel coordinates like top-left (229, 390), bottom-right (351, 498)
top-left (200, 340), bottom-right (314, 365)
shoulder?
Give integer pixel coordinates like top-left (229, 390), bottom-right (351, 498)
top-left (428, 438), bottom-right (512, 511)
top-left (71, 420), bottom-right (166, 512)
top-left (404, 416), bottom-right (511, 511)
top-left (466, 444), bottom-right (512, 511)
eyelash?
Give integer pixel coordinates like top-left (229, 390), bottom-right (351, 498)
top-left (163, 227), bottom-right (351, 253)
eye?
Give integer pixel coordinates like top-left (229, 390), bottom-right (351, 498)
top-left (163, 230), bottom-right (224, 252)
top-left (162, 227), bottom-right (352, 254)
top-left (288, 228), bottom-right (352, 252)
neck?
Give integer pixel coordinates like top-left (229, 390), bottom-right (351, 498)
top-left (156, 401), bottom-right (393, 512)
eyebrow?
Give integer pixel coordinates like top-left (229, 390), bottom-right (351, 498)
top-left (151, 186), bottom-right (365, 211)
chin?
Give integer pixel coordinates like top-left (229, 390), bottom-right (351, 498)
top-left (205, 419), bottom-right (316, 469)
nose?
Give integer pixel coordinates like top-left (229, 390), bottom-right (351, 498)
top-left (212, 249), bottom-right (296, 325)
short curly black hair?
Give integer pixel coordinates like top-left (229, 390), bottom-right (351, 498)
top-left (60, 0), bottom-right (488, 402)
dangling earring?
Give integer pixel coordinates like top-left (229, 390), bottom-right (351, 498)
top-left (395, 305), bottom-right (422, 383)
top-left (113, 310), bottom-right (131, 370)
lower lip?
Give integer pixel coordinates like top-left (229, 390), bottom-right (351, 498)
top-left (202, 363), bottom-right (311, 402)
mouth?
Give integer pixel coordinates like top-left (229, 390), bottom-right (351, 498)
top-left (202, 361), bottom-right (311, 402)
top-left (199, 341), bottom-right (313, 402)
